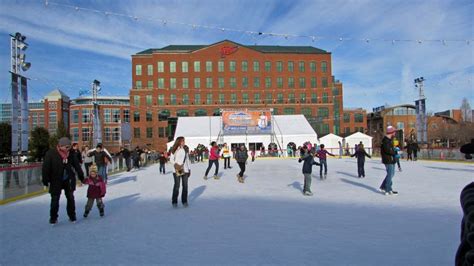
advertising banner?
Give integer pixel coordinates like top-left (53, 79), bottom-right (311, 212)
top-left (11, 73), bottom-right (19, 155)
top-left (415, 99), bottom-right (427, 143)
top-left (92, 104), bottom-right (102, 146)
top-left (222, 109), bottom-right (272, 135)
top-left (20, 77), bottom-right (29, 153)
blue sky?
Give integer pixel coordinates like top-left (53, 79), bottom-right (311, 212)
top-left (0, 0), bottom-right (473, 112)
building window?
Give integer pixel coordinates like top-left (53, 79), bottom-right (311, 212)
top-left (355, 113), bottom-right (364, 123)
top-left (311, 77), bottom-right (317, 88)
top-left (182, 78), bottom-right (189, 89)
top-left (112, 109), bottom-right (120, 123)
top-left (206, 61), bottom-right (213, 72)
top-left (147, 80), bottom-right (153, 89)
top-left (345, 127), bottom-right (351, 135)
top-left (206, 77), bottom-right (213, 89)
top-left (82, 108), bottom-right (91, 123)
top-left (194, 94), bottom-right (201, 104)
top-left (242, 93), bottom-right (249, 104)
top-left (230, 77), bottom-right (236, 88)
top-left (146, 111), bottom-right (153, 121)
top-left (231, 93), bottom-right (237, 104)
top-left (71, 128), bottom-right (79, 141)
top-left (288, 93), bottom-right (295, 103)
top-left (322, 77), bottom-right (328, 87)
top-left (265, 93), bottom-right (272, 104)
top-left (310, 61), bottom-right (316, 72)
top-left (299, 77), bottom-right (306, 88)
top-left (276, 61), bottom-right (283, 72)
top-left (265, 61), bottom-right (271, 72)
top-left (177, 110), bottom-right (189, 117)
top-left (104, 108), bottom-right (112, 123)
top-left (321, 124), bottom-right (329, 134)
top-left (147, 65), bottom-right (153, 75)
top-left (254, 93), bottom-right (261, 103)
top-left (242, 61), bottom-right (248, 72)
top-left (277, 77), bottom-right (283, 88)
top-left (318, 107), bottom-right (329, 118)
top-left (170, 78), bottom-right (177, 89)
top-left (182, 61), bottom-right (188, 73)
top-left (158, 95), bottom-right (165, 106)
top-left (344, 113), bottom-right (350, 123)
top-left (311, 93), bottom-right (317, 103)
top-left (157, 61), bottom-right (164, 72)
top-left (146, 127), bottom-right (153, 138)
top-left (277, 93), bottom-right (284, 104)
top-left (288, 77), bottom-right (295, 88)
top-left (134, 95), bottom-right (140, 106)
top-left (194, 61), bottom-right (200, 72)
top-left (288, 61), bottom-right (294, 72)
top-left (158, 127), bottom-right (166, 138)
top-left (133, 111), bottom-right (140, 122)
top-left (242, 77), bottom-right (248, 88)
top-left (82, 128), bottom-right (90, 141)
top-left (218, 61), bottom-right (224, 72)
top-left (230, 61), bottom-right (236, 72)
top-left (206, 93), bottom-right (213, 104)
top-left (299, 61), bottom-right (305, 72)
top-left (170, 62), bottom-right (176, 73)
top-left (135, 64), bottom-right (142, 76)
top-left (218, 77), bottom-right (225, 89)
top-left (300, 93), bottom-right (306, 103)
top-left (194, 78), bottom-right (200, 89)
top-left (112, 127), bottom-right (120, 141)
top-left (322, 92), bottom-right (328, 103)
top-left (195, 109), bottom-right (207, 116)
top-left (321, 61), bottom-right (327, 73)
top-left (134, 128), bottom-right (140, 138)
top-left (301, 107), bottom-right (312, 117)
top-left (104, 127), bottom-right (111, 141)
top-left (253, 61), bottom-right (260, 72)
top-left (158, 78), bottom-right (164, 89)
top-left (284, 107), bottom-right (295, 114)
top-left (135, 81), bottom-right (142, 89)
top-left (146, 95), bottom-right (152, 106)
top-left (123, 109), bottom-right (130, 122)
top-left (254, 77), bottom-right (260, 88)
top-left (71, 110), bottom-right (79, 124)
top-left (182, 94), bottom-right (189, 105)
top-left (170, 94), bottom-right (177, 105)
top-left (218, 93), bottom-right (225, 104)
top-left (265, 77), bottom-right (271, 88)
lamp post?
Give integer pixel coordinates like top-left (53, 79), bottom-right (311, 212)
top-left (10, 32), bottom-right (31, 163)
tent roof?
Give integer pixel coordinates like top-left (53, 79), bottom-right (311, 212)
top-left (346, 132), bottom-right (373, 139)
top-left (319, 133), bottom-right (343, 140)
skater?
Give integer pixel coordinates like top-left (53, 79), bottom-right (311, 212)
top-left (42, 137), bottom-right (84, 224)
top-left (338, 141), bottom-right (343, 159)
top-left (412, 142), bottom-right (419, 161)
top-left (315, 144), bottom-right (335, 179)
top-left (235, 144), bottom-right (249, 183)
top-left (159, 152), bottom-right (167, 174)
top-left (251, 148), bottom-right (256, 162)
top-left (406, 141), bottom-right (413, 161)
top-left (394, 145), bottom-right (402, 171)
top-left (298, 146), bottom-right (320, 196)
top-left (350, 143), bottom-right (372, 178)
top-left (83, 164), bottom-right (106, 218)
top-left (118, 146), bottom-right (131, 172)
top-left (82, 145), bottom-right (93, 177)
top-left (132, 146), bottom-right (142, 170)
top-left (222, 143), bottom-right (232, 169)
top-left (87, 143), bottom-right (112, 183)
top-left (379, 126), bottom-right (398, 195)
top-left (170, 136), bottom-right (191, 208)
top-left (204, 141), bottom-right (220, 180)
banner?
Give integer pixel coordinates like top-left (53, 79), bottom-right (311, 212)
top-left (415, 99), bottom-right (427, 143)
top-left (20, 77), bottom-right (29, 153)
top-left (11, 73), bottom-right (19, 155)
top-left (222, 109), bottom-right (272, 135)
top-left (92, 103), bottom-right (102, 146)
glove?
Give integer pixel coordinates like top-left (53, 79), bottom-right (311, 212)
top-left (298, 159), bottom-right (302, 163)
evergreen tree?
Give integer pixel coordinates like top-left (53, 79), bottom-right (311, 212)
top-left (0, 122), bottom-right (12, 158)
top-left (29, 127), bottom-right (50, 161)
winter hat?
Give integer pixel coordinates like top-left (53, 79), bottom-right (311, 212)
top-left (89, 164), bottom-right (98, 174)
top-left (386, 126), bottom-right (396, 134)
top-left (58, 137), bottom-right (71, 147)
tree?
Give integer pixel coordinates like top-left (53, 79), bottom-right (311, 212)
top-left (29, 127), bottom-right (50, 161)
top-left (460, 98), bottom-right (472, 123)
top-left (56, 118), bottom-right (70, 139)
top-left (0, 122), bottom-right (12, 158)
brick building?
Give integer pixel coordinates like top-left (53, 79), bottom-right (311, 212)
top-left (341, 108), bottom-right (367, 137)
top-left (130, 40), bottom-right (345, 151)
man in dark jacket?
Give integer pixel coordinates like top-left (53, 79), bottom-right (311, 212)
top-left (87, 143), bottom-right (112, 182)
top-left (119, 147), bottom-right (131, 171)
top-left (234, 145), bottom-right (249, 183)
top-left (298, 146), bottom-right (321, 196)
top-left (42, 137), bottom-right (84, 224)
top-left (379, 126), bottom-right (398, 195)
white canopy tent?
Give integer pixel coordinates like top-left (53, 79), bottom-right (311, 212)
top-left (167, 115), bottom-right (318, 152)
top-left (318, 133), bottom-right (343, 154)
top-left (345, 132), bottom-right (374, 155)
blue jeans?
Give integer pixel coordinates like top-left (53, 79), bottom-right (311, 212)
top-left (98, 165), bottom-right (107, 182)
top-left (319, 159), bottom-right (327, 176)
top-left (380, 164), bottom-right (395, 192)
top-left (205, 160), bottom-right (219, 177)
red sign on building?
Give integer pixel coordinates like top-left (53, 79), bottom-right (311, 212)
top-left (220, 46), bottom-right (238, 57)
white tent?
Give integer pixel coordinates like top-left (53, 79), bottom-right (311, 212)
top-left (167, 115), bottom-right (318, 153)
top-left (318, 133), bottom-right (343, 154)
top-left (345, 132), bottom-right (374, 155)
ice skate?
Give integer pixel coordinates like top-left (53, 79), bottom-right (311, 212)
top-left (203, 176), bottom-right (208, 180)
top-left (213, 175), bottom-right (220, 180)
top-left (83, 210), bottom-right (89, 218)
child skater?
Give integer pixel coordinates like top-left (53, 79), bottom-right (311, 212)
top-left (350, 143), bottom-right (372, 178)
top-left (234, 144), bottom-right (249, 183)
top-left (159, 152), bottom-right (167, 174)
top-left (315, 144), bottom-right (335, 179)
top-left (298, 146), bottom-right (320, 196)
top-left (394, 145), bottom-right (402, 171)
top-left (83, 164), bottom-right (106, 218)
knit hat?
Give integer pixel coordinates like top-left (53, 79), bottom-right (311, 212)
top-left (89, 164), bottom-right (98, 174)
top-left (386, 126), bottom-right (396, 134)
top-left (58, 137), bottom-right (71, 146)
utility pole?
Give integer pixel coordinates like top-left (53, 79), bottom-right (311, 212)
top-left (414, 77), bottom-right (427, 145)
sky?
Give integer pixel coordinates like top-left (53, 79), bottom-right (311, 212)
top-left (0, 0), bottom-right (473, 112)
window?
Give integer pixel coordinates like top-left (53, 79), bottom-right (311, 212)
top-left (123, 109), bottom-right (130, 122)
top-left (253, 61), bottom-right (260, 72)
top-left (104, 108), bottom-right (112, 123)
top-left (288, 77), bottom-right (295, 88)
top-left (300, 93), bottom-right (306, 103)
top-left (242, 93), bottom-right (249, 104)
top-left (206, 77), bottom-right (213, 89)
top-left (158, 127), bottom-right (166, 138)
top-left (276, 61), bottom-right (283, 72)
top-left (112, 109), bottom-right (120, 123)
top-left (194, 94), bottom-right (201, 104)
top-left (146, 111), bottom-right (152, 122)
top-left (170, 62), bottom-right (176, 73)
top-left (218, 61), bottom-right (224, 72)
top-left (277, 93), bottom-right (284, 103)
top-left (355, 113), bottom-right (364, 123)
top-left (82, 108), bottom-right (91, 123)
top-left (230, 77), bottom-right (236, 88)
top-left (311, 77), bottom-right (317, 88)
top-left (182, 94), bottom-right (189, 105)
top-left (177, 110), bottom-right (189, 117)
top-left (218, 93), bottom-right (225, 104)
top-left (242, 61), bottom-right (248, 72)
top-left (195, 109), bottom-right (207, 116)
top-left (158, 95), bottom-right (164, 105)
top-left (321, 124), bottom-right (329, 134)
top-left (182, 61), bottom-right (188, 73)
top-left (265, 77), bottom-right (271, 88)
top-left (134, 128), bottom-right (140, 138)
top-left (277, 77), bottom-right (283, 88)
top-left (206, 61), bottom-right (212, 72)
top-left (135, 81), bottom-right (142, 89)
top-left (146, 127), bottom-right (153, 138)
top-left (322, 77), bottom-right (328, 87)
top-left (133, 111), bottom-right (140, 122)
top-left (345, 127), bottom-right (351, 135)
top-left (322, 92), bottom-right (328, 103)
top-left (230, 61), bottom-right (236, 72)
top-left (182, 78), bottom-right (189, 89)
top-left (146, 95), bottom-right (152, 106)
top-left (310, 61), bottom-right (316, 72)
top-left (147, 80), bottom-right (153, 89)
top-left (72, 128), bottom-right (79, 141)
top-left (71, 110), bottom-right (79, 123)
top-left (254, 77), bottom-right (260, 88)
top-left (135, 64), bottom-right (142, 75)
top-left (265, 93), bottom-right (272, 104)
top-left (242, 77), bottom-right (248, 88)
top-left (284, 107), bottom-right (295, 114)
top-left (311, 93), bottom-right (318, 103)
top-left (113, 127), bottom-right (120, 141)
top-left (301, 107), bottom-right (312, 117)
top-left (288, 61), bottom-right (294, 72)
top-left (170, 78), bottom-right (176, 89)
top-left (299, 61), bottom-right (305, 72)
top-left (134, 95), bottom-right (140, 106)
top-left (157, 61), bottom-right (164, 72)
top-left (104, 128), bottom-right (111, 141)
top-left (82, 128), bottom-right (90, 141)
top-left (158, 78), bottom-right (164, 89)
top-left (299, 77), bottom-right (306, 88)
top-left (231, 93), bottom-right (237, 104)
top-left (318, 107), bottom-right (329, 118)
top-left (254, 93), bottom-right (261, 103)
top-left (194, 61), bottom-right (200, 72)
top-left (288, 93), bottom-right (295, 103)
top-left (206, 93), bottom-right (213, 104)
top-left (321, 61), bottom-right (327, 73)
top-left (265, 61), bottom-right (271, 72)
top-left (194, 78), bottom-right (200, 89)
top-left (147, 65), bottom-right (153, 75)
top-left (344, 113), bottom-right (350, 123)
top-left (218, 77), bottom-right (225, 89)
top-left (170, 94), bottom-right (177, 105)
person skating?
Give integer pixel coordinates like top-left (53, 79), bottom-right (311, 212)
top-left (222, 143), bottom-right (232, 169)
top-left (82, 145), bottom-right (93, 177)
top-left (170, 136), bottom-right (191, 208)
top-left (159, 152), bottom-right (167, 174)
top-left (131, 146), bottom-right (142, 170)
top-left (350, 143), bottom-right (372, 178)
top-left (83, 164), bottom-right (106, 218)
top-left (42, 137), bottom-right (85, 224)
top-left (379, 126), bottom-right (399, 195)
top-left (251, 148), bottom-right (256, 162)
top-left (118, 146), bottom-right (131, 171)
top-left (234, 144), bottom-right (249, 183)
top-left (204, 141), bottom-right (220, 180)
top-left (298, 146), bottom-right (320, 196)
top-left (87, 143), bottom-right (112, 183)
top-left (412, 142), bottom-right (419, 161)
top-left (315, 144), bottom-right (335, 179)
top-left (394, 145), bottom-right (402, 171)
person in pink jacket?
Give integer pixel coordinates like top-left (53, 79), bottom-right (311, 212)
top-left (83, 164), bottom-right (106, 218)
top-left (204, 141), bottom-right (220, 180)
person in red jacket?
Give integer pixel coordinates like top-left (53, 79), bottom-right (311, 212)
top-left (83, 164), bottom-right (106, 218)
top-left (204, 141), bottom-right (220, 180)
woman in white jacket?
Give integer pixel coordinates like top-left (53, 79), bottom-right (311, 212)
top-left (169, 136), bottom-right (191, 208)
